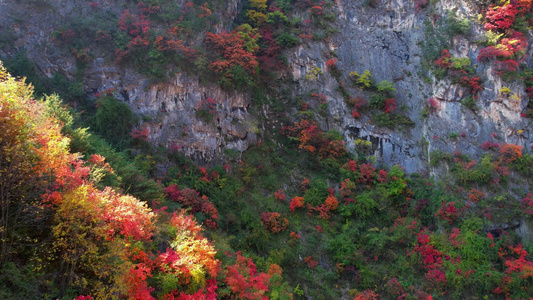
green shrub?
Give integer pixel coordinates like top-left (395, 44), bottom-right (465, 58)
top-left (276, 32), bottom-right (300, 48)
top-left (377, 80), bottom-right (396, 96)
top-left (94, 96), bottom-right (134, 150)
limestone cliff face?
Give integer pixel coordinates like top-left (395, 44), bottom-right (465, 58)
top-left (0, 0), bottom-right (531, 170)
top-left (287, 0), bottom-right (531, 173)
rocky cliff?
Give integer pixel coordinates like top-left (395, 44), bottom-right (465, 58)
top-left (0, 0), bottom-right (531, 172)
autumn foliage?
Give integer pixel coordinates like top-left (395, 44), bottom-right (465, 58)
top-left (282, 119), bottom-right (347, 159)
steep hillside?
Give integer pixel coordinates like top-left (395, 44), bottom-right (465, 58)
top-left (1, 0), bottom-right (533, 299)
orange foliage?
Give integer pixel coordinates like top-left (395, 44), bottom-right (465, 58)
top-left (289, 196), bottom-right (305, 212)
top-left (206, 30), bottom-right (259, 76)
top-left (325, 194), bottom-right (339, 211)
top-left (499, 143), bottom-right (523, 163)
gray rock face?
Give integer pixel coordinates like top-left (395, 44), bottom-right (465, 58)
top-left (0, 0), bottom-right (531, 169)
top-left (286, 0), bottom-right (531, 172)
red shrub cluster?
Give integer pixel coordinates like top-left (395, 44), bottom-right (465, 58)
top-left (224, 252), bottom-right (272, 299)
top-left (481, 141), bottom-right (500, 151)
top-left (165, 185), bottom-right (219, 229)
top-left (206, 29), bottom-right (259, 77)
top-left (290, 231), bottom-right (301, 241)
top-left (309, 5), bottom-right (323, 16)
top-left (434, 49), bottom-right (451, 69)
top-left (386, 278), bottom-right (406, 299)
top-left (493, 59), bottom-right (519, 76)
top-left (289, 196), bottom-right (305, 212)
top-left (484, 4), bottom-right (518, 31)
top-left (468, 189), bottom-right (486, 203)
top-left (260, 212), bottom-right (289, 233)
top-left (413, 230), bottom-right (446, 284)
top-left (426, 97), bottom-right (440, 114)
top-left (275, 189), bottom-right (287, 201)
top-left (304, 256), bottom-right (318, 268)
top-left (436, 201), bottom-right (459, 224)
top-left (521, 193), bottom-right (533, 214)
top-left (460, 77), bottom-right (482, 94)
top-left (359, 163), bottom-right (376, 185)
top-left (130, 128), bottom-right (150, 141)
top-left (384, 98), bottom-right (397, 114)
top-left (498, 143), bottom-right (523, 163)
top-left (281, 120), bottom-right (347, 159)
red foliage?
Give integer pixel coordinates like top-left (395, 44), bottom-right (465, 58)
top-left (522, 193), bottom-right (533, 214)
top-left (477, 46), bottom-right (511, 62)
top-left (384, 98), bottom-right (397, 114)
top-left (343, 159), bottom-right (358, 172)
top-left (274, 189), bottom-right (286, 201)
top-left (468, 189), bottom-right (486, 203)
top-left (498, 143), bottom-right (523, 163)
top-left (359, 163), bottom-right (376, 185)
top-left (326, 58), bottom-right (338, 70)
top-left (289, 196), bottom-right (305, 212)
top-left (377, 169), bottom-right (388, 183)
top-left (206, 30), bottom-right (259, 76)
top-left (307, 203), bottom-right (332, 220)
top-left (493, 59), bottom-right (519, 76)
top-left (257, 27), bottom-right (283, 72)
top-left (481, 141), bottom-right (500, 151)
top-left (386, 278), bottom-right (406, 299)
top-left (353, 290), bottom-right (379, 300)
top-left (304, 256), bottom-right (318, 268)
top-left (301, 178), bottom-right (310, 191)
top-left (130, 128), bottom-right (150, 141)
top-left (325, 194), bottom-right (339, 211)
top-left (223, 252), bottom-right (271, 300)
top-left (260, 212), bottom-right (289, 233)
top-left (499, 32), bottom-right (528, 58)
top-left (309, 5), bottom-right (323, 15)
top-left (426, 97), bottom-right (440, 114)
top-left (450, 227), bottom-right (462, 247)
top-left (165, 186), bottom-right (218, 228)
top-left (125, 263), bottom-right (155, 300)
top-left (281, 119), bottom-right (346, 159)
top-left (484, 4), bottom-right (518, 31)
top-left (460, 77), bottom-right (482, 94)
top-left (413, 230), bottom-right (447, 285)
top-left (436, 201), bottom-right (459, 224)
top-left (499, 244), bottom-right (533, 280)
top-left (118, 9), bottom-right (150, 37)
top-left (434, 49), bottom-right (451, 69)
top-left (340, 179), bottom-right (355, 199)
top-left (290, 231), bottom-right (301, 240)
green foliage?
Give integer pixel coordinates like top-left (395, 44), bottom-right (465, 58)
top-left (276, 32), bottom-right (300, 48)
top-left (450, 57), bottom-right (471, 70)
top-left (445, 13), bottom-right (471, 36)
top-left (376, 80), bottom-right (396, 96)
top-left (94, 95), bottom-right (134, 150)
top-left (340, 192), bottom-right (378, 220)
top-left (430, 150), bottom-right (454, 167)
top-left (356, 70), bottom-right (373, 88)
top-left (3, 51), bottom-right (47, 96)
top-left (460, 96), bottom-right (478, 111)
top-left (305, 66), bottom-right (323, 81)
top-left (371, 112), bottom-right (415, 129)
top-left (0, 262), bottom-right (40, 299)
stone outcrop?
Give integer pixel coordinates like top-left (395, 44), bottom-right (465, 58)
top-left (0, 0), bottom-right (531, 170)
